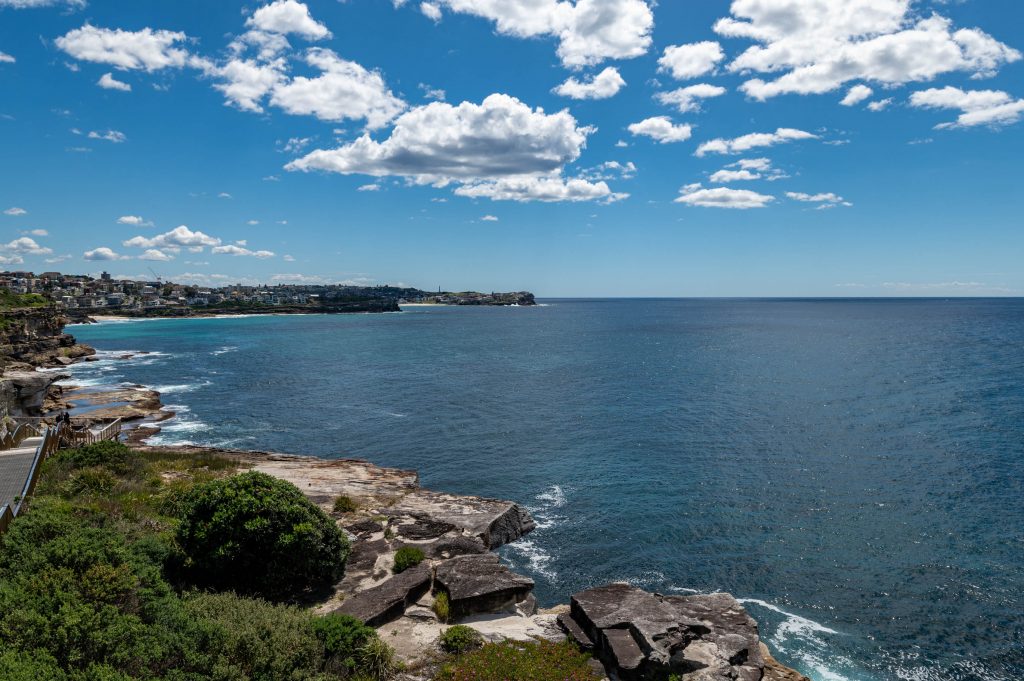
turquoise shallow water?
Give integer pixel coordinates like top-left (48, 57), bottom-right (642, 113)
top-left (66, 299), bottom-right (1024, 681)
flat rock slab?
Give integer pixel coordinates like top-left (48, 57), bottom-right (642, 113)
top-left (388, 489), bottom-right (535, 550)
top-left (571, 584), bottom-right (766, 681)
top-left (434, 554), bottom-right (534, 619)
top-left (334, 563), bottom-right (432, 627)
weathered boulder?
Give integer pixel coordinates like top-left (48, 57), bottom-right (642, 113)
top-left (0, 370), bottom-right (66, 416)
top-left (387, 490), bottom-right (535, 549)
top-left (565, 584), bottom-right (766, 681)
top-left (334, 563), bottom-right (432, 627)
top-left (434, 554), bottom-right (535, 619)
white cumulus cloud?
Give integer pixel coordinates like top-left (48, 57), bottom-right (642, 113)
top-left (56, 24), bottom-right (190, 72)
top-left (404, 0), bottom-right (654, 68)
top-left (628, 116), bottom-right (692, 143)
top-left (212, 244), bottom-right (276, 258)
top-left (675, 183), bottom-right (774, 209)
top-left (552, 67), bottom-right (625, 100)
top-left (269, 48), bottom-right (405, 128)
top-left (246, 0), bottom-right (331, 40)
top-left (695, 127), bottom-right (817, 157)
top-left (98, 72), bottom-right (131, 91)
top-left (655, 83), bottom-right (727, 113)
top-left (83, 247), bottom-right (125, 261)
top-left (287, 94), bottom-right (605, 203)
top-left (787, 191), bottom-right (852, 208)
top-left (716, 1), bottom-right (1021, 100)
top-left (4, 207), bottom-right (28, 216)
top-left (0, 51), bottom-right (14, 64)
top-left (123, 225), bottom-right (221, 250)
top-left (909, 86), bottom-right (1024, 129)
top-left (840, 84), bottom-right (873, 106)
top-left (658, 41), bottom-right (725, 80)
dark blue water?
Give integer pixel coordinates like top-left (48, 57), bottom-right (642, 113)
top-left (66, 300), bottom-right (1024, 681)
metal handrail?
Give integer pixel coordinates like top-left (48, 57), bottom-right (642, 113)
top-left (0, 423), bottom-right (41, 451)
top-left (0, 422), bottom-right (71, 535)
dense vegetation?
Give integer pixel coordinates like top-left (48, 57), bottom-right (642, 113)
top-left (176, 471), bottom-right (349, 600)
top-left (0, 289), bottom-right (50, 310)
top-left (0, 442), bottom-right (393, 681)
top-left (434, 639), bottom-right (600, 681)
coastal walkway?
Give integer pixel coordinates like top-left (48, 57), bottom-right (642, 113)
top-left (0, 419), bottom-right (121, 533)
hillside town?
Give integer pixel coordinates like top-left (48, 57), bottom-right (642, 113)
top-left (0, 270), bottom-right (536, 313)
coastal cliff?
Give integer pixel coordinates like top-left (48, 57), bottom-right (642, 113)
top-left (0, 307), bottom-right (94, 417)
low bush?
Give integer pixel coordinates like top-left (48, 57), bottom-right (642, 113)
top-left (392, 546), bottom-right (425, 574)
top-left (54, 441), bottom-right (136, 476)
top-left (433, 592), bottom-right (451, 623)
top-left (439, 625), bottom-right (482, 654)
top-left (175, 471), bottom-right (350, 600)
top-left (334, 494), bottom-right (359, 514)
top-left (359, 636), bottom-right (398, 680)
top-left (434, 639), bottom-right (600, 681)
top-left (312, 613), bottom-right (377, 673)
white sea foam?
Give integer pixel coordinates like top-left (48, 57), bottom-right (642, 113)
top-left (535, 484), bottom-right (566, 508)
top-left (151, 379), bottom-right (212, 394)
top-left (503, 539), bottom-right (557, 581)
top-left (212, 346), bottom-right (238, 355)
top-left (738, 599), bottom-right (863, 681)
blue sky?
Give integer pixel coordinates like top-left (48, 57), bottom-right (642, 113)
top-left (1, 0), bottom-right (1022, 297)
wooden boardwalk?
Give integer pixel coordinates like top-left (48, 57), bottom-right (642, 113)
top-left (0, 436), bottom-right (43, 509)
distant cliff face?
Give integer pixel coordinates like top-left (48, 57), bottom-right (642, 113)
top-left (0, 308), bottom-right (83, 367)
top-left (0, 307), bottom-right (93, 416)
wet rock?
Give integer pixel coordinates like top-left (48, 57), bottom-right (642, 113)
top-left (334, 563), bottom-right (432, 627)
top-left (434, 554), bottom-right (534, 619)
top-left (570, 584), bottom-right (766, 681)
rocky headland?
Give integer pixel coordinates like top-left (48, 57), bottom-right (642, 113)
top-left (138, 445), bottom-right (809, 681)
top-left (0, 306), bottom-right (168, 425)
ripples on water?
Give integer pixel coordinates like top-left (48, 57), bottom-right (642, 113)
top-left (67, 300), bottom-right (1024, 681)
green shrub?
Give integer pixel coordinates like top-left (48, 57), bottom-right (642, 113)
top-left (0, 650), bottom-right (68, 681)
top-left (439, 625), bottom-right (483, 654)
top-left (359, 636), bottom-right (397, 680)
top-left (312, 613), bottom-right (377, 672)
top-left (434, 640), bottom-right (600, 681)
top-left (393, 546), bottom-right (425, 574)
top-left (433, 592), bottom-right (451, 623)
top-left (333, 495), bottom-right (359, 514)
top-left (175, 471), bottom-right (349, 600)
top-left (54, 441), bottom-right (136, 475)
top-left (184, 592), bottom-right (328, 680)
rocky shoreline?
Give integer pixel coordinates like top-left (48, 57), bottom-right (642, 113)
top-left (139, 445), bottom-right (810, 681)
top-left (0, 308), bottom-right (171, 430)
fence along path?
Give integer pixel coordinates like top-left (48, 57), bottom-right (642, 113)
top-left (0, 419), bottom-right (122, 534)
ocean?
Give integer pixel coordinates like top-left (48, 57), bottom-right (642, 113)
top-left (65, 299), bottom-right (1024, 681)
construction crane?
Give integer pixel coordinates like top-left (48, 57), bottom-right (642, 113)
top-left (147, 267), bottom-right (163, 284)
